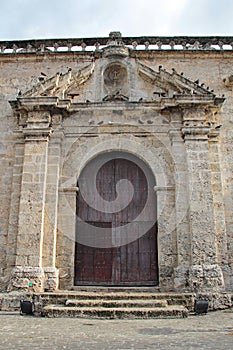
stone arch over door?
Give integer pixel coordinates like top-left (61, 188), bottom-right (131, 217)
top-left (58, 135), bottom-right (176, 289)
top-left (74, 151), bottom-right (158, 286)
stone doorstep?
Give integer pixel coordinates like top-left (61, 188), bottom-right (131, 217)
top-left (71, 286), bottom-right (161, 292)
top-left (36, 291), bottom-right (195, 300)
top-left (35, 291), bottom-right (195, 315)
top-left (38, 290), bottom-right (191, 319)
top-left (65, 298), bottom-right (168, 308)
top-left (42, 304), bottom-right (188, 319)
top-left (37, 292), bottom-right (194, 310)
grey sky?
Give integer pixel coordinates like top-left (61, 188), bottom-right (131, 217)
top-left (0, 0), bottom-right (233, 40)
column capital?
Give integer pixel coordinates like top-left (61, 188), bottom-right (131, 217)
top-left (181, 107), bottom-right (219, 141)
top-left (59, 186), bottom-right (79, 193)
top-left (182, 111), bottom-right (210, 140)
top-left (181, 125), bottom-right (210, 141)
top-left (153, 185), bottom-right (174, 192)
top-left (23, 128), bottom-right (52, 141)
top-left (168, 129), bottom-right (183, 144)
top-left (208, 128), bottom-right (221, 142)
top-left (21, 110), bottom-right (52, 141)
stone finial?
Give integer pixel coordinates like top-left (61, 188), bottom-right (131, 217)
top-left (109, 31), bottom-right (122, 39)
top-left (104, 31), bottom-right (128, 57)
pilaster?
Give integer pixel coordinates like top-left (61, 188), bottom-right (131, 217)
top-left (9, 110), bottom-right (51, 291)
top-left (6, 135), bottom-right (24, 279)
top-left (42, 116), bottom-right (63, 291)
top-left (57, 187), bottom-right (78, 290)
top-left (208, 129), bottom-right (229, 287)
top-left (154, 185), bottom-right (177, 290)
top-left (169, 123), bottom-right (192, 291)
top-left (182, 108), bottom-right (224, 292)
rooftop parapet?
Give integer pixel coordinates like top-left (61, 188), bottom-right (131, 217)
top-left (0, 31), bottom-right (233, 54)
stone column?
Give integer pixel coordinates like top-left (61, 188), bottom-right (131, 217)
top-left (6, 135), bottom-right (24, 282)
top-left (9, 110), bottom-right (51, 292)
top-left (154, 186), bottom-right (177, 291)
top-left (57, 187), bottom-right (78, 290)
top-left (182, 109), bottom-right (224, 292)
top-left (169, 126), bottom-right (192, 291)
top-left (208, 129), bottom-right (229, 287)
top-left (42, 116), bottom-right (63, 291)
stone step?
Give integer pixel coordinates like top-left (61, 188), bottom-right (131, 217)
top-left (42, 304), bottom-right (188, 319)
top-left (36, 291), bottom-right (194, 308)
top-left (65, 298), bottom-right (168, 308)
top-left (71, 286), bottom-right (161, 293)
top-left (64, 292), bottom-right (172, 300)
top-left (34, 290), bottom-right (195, 318)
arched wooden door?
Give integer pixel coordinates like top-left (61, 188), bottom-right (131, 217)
top-left (74, 152), bottom-right (158, 286)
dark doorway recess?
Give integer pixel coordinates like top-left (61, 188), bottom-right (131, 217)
top-left (74, 153), bottom-right (158, 286)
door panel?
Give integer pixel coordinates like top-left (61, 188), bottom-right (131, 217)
top-left (74, 154), bottom-right (158, 286)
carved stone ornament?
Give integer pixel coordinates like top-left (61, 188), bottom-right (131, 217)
top-left (102, 92), bottom-right (129, 102)
top-left (103, 45), bottom-right (129, 57)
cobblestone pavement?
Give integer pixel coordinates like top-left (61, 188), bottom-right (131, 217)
top-left (0, 309), bottom-right (233, 350)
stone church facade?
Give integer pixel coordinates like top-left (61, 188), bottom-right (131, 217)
top-left (0, 32), bottom-right (232, 296)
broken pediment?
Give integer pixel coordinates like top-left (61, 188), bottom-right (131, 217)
top-left (137, 61), bottom-right (217, 99)
top-left (11, 54), bottom-right (224, 112)
top-left (20, 62), bottom-right (95, 99)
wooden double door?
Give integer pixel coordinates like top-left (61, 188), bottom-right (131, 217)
top-left (74, 154), bottom-right (158, 286)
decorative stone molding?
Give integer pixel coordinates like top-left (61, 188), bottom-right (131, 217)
top-left (26, 111), bottom-right (51, 129)
top-left (208, 128), bottom-right (221, 142)
top-left (59, 187), bottom-right (79, 193)
top-left (18, 110), bottom-right (52, 140)
top-left (181, 107), bottom-right (223, 141)
top-left (182, 125), bottom-right (210, 140)
top-left (98, 32), bottom-right (126, 56)
top-left (1, 33), bottom-right (233, 54)
top-left (9, 59), bottom-right (224, 115)
top-left (103, 46), bottom-right (129, 57)
top-left (17, 110), bottom-right (52, 140)
top-left (182, 109), bottom-right (210, 140)
top-left (153, 186), bottom-right (174, 191)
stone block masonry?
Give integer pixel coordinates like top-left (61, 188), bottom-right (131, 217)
top-left (0, 32), bottom-right (232, 308)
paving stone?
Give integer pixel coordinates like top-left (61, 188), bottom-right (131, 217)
top-left (0, 309), bottom-right (233, 349)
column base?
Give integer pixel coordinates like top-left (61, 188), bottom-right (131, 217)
top-left (7, 266), bottom-right (59, 292)
top-left (7, 266), bottom-right (44, 292)
top-left (174, 264), bottom-right (225, 292)
top-left (188, 264), bottom-right (224, 293)
top-left (174, 266), bottom-right (190, 291)
top-left (43, 267), bottom-right (59, 291)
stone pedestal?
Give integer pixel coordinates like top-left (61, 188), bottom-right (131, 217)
top-left (7, 266), bottom-right (44, 292)
top-left (189, 264), bottom-right (224, 292)
top-left (43, 267), bottom-right (59, 291)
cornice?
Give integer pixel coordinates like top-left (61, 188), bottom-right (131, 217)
top-left (1, 32), bottom-right (233, 55)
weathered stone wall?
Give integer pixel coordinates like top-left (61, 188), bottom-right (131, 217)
top-left (0, 54), bottom-right (93, 290)
top-left (0, 40), bottom-right (232, 293)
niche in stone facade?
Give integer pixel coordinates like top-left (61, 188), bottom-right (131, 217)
top-left (103, 62), bottom-right (129, 101)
